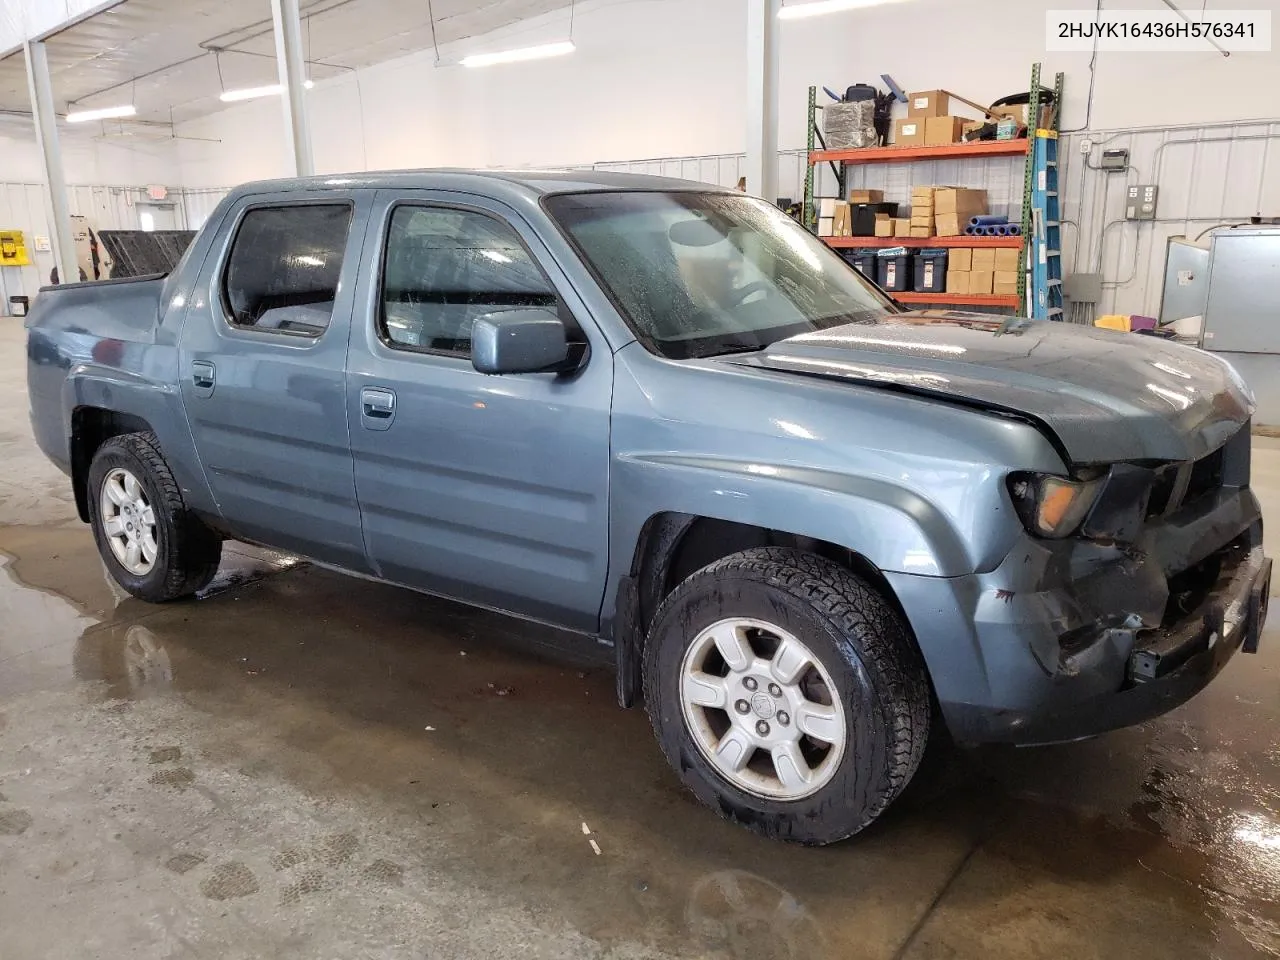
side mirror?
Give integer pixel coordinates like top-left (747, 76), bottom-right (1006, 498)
top-left (471, 308), bottom-right (571, 375)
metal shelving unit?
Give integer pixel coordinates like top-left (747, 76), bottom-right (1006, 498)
top-left (810, 140), bottom-right (1030, 166)
top-left (896, 292), bottom-right (1019, 308)
top-left (804, 63), bottom-right (1063, 314)
top-left (824, 236), bottom-right (1023, 250)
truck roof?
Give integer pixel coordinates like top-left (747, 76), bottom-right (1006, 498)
top-left (224, 169), bottom-right (733, 201)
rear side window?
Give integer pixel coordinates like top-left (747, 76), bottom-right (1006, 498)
top-left (380, 205), bottom-right (557, 357)
top-left (222, 203), bottom-right (353, 336)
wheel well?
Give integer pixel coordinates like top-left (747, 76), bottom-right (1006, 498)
top-left (70, 407), bottom-right (153, 521)
top-left (634, 514), bottom-right (904, 629)
top-left (612, 513), bottom-right (919, 709)
top-left (617, 512), bottom-right (911, 680)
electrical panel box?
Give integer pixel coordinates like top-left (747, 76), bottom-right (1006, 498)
top-left (1126, 185), bottom-right (1159, 220)
top-left (1100, 148), bottom-right (1129, 172)
top-left (0, 230), bottom-right (31, 267)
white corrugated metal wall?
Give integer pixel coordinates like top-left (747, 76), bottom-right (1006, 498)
top-left (180, 188), bottom-right (230, 233)
top-left (1059, 120), bottom-right (1280, 320)
top-left (5, 118), bottom-right (1278, 320)
top-left (599, 120), bottom-right (1280, 323)
top-left (0, 183), bottom-right (233, 308)
top-left (0, 182), bottom-right (155, 305)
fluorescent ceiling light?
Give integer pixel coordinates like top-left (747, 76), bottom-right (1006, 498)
top-left (460, 40), bottom-right (575, 68)
top-left (220, 80), bottom-right (314, 103)
top-left (66, 104), bottom-right (136, 123)
top-left (779, 0), bottom-right (910, 19)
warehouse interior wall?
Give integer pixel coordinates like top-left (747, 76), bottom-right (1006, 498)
top-left (0, 129), bottom-right (179, 185)
top-left (4, 0), bottom-right (1279, 318)
top-left (174, 0), bottom-right (1280, 183)
top-left (168, 0), bottom-right (1280, 318)
top-left (0, 128), bottom-right (192, 300)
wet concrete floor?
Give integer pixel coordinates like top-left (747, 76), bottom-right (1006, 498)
top-left (1, 319), bottom-right (1279, 958)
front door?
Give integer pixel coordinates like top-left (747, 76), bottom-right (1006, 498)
top-left (178, 190), bottom-right (373, 571)
top-left (345, 190), bottom-right (613, 632)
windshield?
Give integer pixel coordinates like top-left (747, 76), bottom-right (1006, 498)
top-left (544, 191), bottom-right (896, 359)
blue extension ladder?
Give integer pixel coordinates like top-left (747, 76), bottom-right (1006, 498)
top-left (1029, 130), bottom-right (1064, 321)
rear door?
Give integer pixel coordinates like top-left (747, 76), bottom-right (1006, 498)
top-left (345, 189), bottom-right (613, 631)
top-left (178, 190), bottom-right (373, 571)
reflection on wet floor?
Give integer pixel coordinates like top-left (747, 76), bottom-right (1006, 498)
top-left (1, 521), bottom-right (1278, 958)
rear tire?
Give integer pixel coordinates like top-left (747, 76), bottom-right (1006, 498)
top-left (87, 432), bottom-right (221, 602)
top-left (643, 547), bottom-right (930, 845)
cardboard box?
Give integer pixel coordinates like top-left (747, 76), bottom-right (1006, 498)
top-left (817, 217), bottom-right (834, 237)
top-left (910, 226), bottom-right (933, 238)
top-left (935, 188), bottom-right (988, 216)
top-left (849, 189), bottom-right (884, 204)
top-left (925, 116), bottom-right (967, 146)
top-left (969, 270), bottom-right (994, 295)
top-left (989, 103), bottom-right (1052, 133)
top-left (971, 248), bottom-right (998, 272)
top-left (911, 186), bottom-right (936, 201)
top-left (910, 214), bottom-right (934, 226)
top-left (818, 198), bottom-right (839, 219)
top-left (874, 214), bottom-right (895, 237)
top-left (993, 271), bottom-right (1020, 296)
top-left (994, 248), bottom-right (1022, 272)
top-left (990, 104), bottom-right (1025, 124)
top-left (946, 271), bottom-right (970, 295)
top-left (934, 215), bottom-right (965, 237)
top-left (950, 248), bottom-right (974, 271)
top-left (894, 218), bottom-right (912, 238)
top-left (852, 202), bottom-right (900, 236)
top-left (832, 202), bottom-right (852, 237)
top-left (908, 90), bottom-right (950, 118)
top-left (895, 119), bottom-right (926, 146)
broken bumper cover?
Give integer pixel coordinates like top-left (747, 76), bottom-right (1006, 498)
top-left (995, 541), bottom-right (1269, 745)
top-left (887, 488), bottom-right (1268, 746)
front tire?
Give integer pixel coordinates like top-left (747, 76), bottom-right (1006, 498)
top-left (644, 548), bottom-right (931, 845)
top-left (87, 432), bottom-right (221, 602)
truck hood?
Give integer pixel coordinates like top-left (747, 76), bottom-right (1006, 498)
top-left (729, 311), bottom-right (1253, 464)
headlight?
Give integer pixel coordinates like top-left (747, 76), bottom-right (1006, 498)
top-left (1007, 471), bottom-right (1105, 539)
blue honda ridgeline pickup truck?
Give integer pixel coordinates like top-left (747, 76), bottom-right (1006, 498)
top-left (26, 171), bottom-right (1270, 844)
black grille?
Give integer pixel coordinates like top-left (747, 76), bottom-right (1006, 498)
top-left (1147, 467), bottom-right (1177, 518)
top-left (1184, 447), bottom-right (1225, 508)
top-left (1146, 446), bottom-right (1227, 520)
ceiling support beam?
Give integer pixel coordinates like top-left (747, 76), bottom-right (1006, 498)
top-left (270, 0), bottom-right (315, 177)
top-left (24, 39), bottom-right (78, 286)
top-left (745, 0), bottom-right (781, 202)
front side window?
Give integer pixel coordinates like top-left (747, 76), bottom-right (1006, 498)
top-left (380, 205), bottom-right (558, 357)
top-left (544, 191), bottom-right (894, 359)
top-left (222, 203), bottom-right (353, 336)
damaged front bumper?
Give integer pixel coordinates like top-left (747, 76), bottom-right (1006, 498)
top-left (887, 486), bottom-right (1269, 746)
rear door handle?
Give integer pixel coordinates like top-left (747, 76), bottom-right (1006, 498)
top-left (191, 361), bottom-right (216, 397)
top-left (360, 386), bottom-right (396, 431)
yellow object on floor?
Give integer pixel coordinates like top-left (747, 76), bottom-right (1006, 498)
top-left (1095, 314), bottom-right (1131, 332)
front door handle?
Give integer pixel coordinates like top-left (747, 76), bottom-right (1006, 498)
top-left (360, 386), bottom-right (396, 431)
top-left (191, 361), bottom-right (216, 397)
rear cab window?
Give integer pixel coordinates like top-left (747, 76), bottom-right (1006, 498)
top-left (221, 203), bottom-right (354, 337)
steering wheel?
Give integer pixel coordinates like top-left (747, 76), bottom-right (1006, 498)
top-left (727, 281), bottom-right (772, 308)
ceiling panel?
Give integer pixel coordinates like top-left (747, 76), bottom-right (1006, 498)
top-left (0, 0), bottom-right (571, 125)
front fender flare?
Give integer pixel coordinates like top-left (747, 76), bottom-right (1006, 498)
top-left (611, 453), bottom-right (973, 579)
